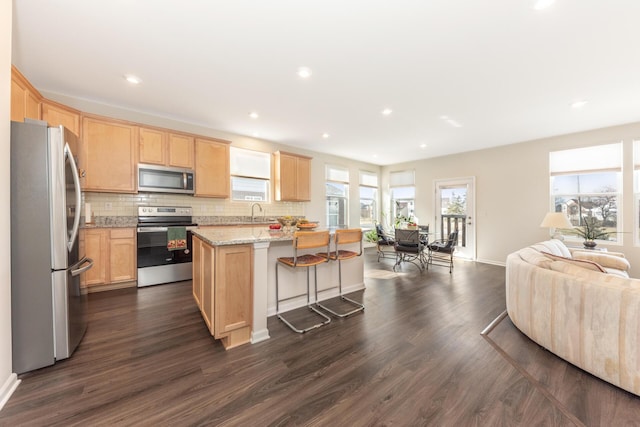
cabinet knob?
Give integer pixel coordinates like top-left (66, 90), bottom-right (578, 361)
top-left (79, 168), bottom-right (86, 178)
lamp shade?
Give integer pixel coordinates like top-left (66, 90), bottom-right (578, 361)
top-left (540, 212), bottom-right (572, 229)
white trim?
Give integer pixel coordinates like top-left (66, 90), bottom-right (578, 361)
top-left (0, 374), bottom-right (21, 411)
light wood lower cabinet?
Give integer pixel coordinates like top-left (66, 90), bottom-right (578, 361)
top-left (81, 228), bottom-right (137, 291)
top-left (192, 236), bottom-right (253, 349)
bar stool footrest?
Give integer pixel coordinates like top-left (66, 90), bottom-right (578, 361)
top-left (316, 296), bottom-right (365, 318)
top-left (277, 305), bottom-right (331, 333)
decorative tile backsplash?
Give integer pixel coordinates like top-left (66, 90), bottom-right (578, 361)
top-left (83, 192), bottom-right (306, 219)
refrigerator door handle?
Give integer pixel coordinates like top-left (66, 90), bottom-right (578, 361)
top-left (65, 143), bottom-right (82, 252)
top-left (71, 257), bottom-right (94, 277)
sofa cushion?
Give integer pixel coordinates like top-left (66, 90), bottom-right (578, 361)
top-left (572, 251), bottom-right (631, 272)
top-left (548, 260), bottom-right (605, 281)
top-left (531, 239), bottom-right (572, 258)
top-left (541, 251), bottom-right (606, 273)
top-left (517, 247), bottom-right (553, 269)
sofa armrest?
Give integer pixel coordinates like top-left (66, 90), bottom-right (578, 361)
top-left (571, 251), bottom-right (631, 271)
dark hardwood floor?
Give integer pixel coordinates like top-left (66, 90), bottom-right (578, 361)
top-left (2, 249), bottom-right (639, 426)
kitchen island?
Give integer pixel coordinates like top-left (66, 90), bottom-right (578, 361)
top-left (191, 226), bottom-right (365, 349)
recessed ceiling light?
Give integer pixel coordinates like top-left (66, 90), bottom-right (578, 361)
top-left (372, 154), bottom-right (378, 158)
top-left (249, 112), bottom-right (259, 119)
top-left (322, 133), bottom-right (330, 139)
top-left (252, 132), bottom-right (260, 137)
top-left (381, 108), bottom-right (393, 116)
top-left (570, 100), bottom-right (588, 109)
top-left (532, 0), bottom-right (555, 10)
top-left (420, 144), bottom-right (427, 149)
top-left (297, 67), bottom-right (312, 79)
top-left (124, 75), bottom-right (141, 85)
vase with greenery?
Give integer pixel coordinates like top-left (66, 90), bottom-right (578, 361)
top-left (569, 216), bottom-right (614, 248)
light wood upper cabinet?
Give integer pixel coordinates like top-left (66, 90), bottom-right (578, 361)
top-left (273, 151), bottom-right (312, 201)
top-left (41, 101), bottom-right (81, 138)
top-left (81, 115), bottom-right (138, 193)
top-left (139, 127), bottom-right (167, 165)
top-left (11, 66), bottom-right (41, 122)
top-left (138, 129), bottom-right (194, 169)
top-left (195, 137), bottom-right (230, 198)
top-left (168, 133), bottom-right (194, 168)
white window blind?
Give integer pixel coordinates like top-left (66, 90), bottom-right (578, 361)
top-left (389, 170), bottom-right (415, 187)
top-left (230, 147), bottom-right (270, 179)
top-left (326, 164), bottom-right (349, 183)
top-left (359, 170), bottom-right (378, 187)
top-left (550, 143), bottom-right (622, 175)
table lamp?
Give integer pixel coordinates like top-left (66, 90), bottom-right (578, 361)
top-left (540, 212), bottom-right (572, 240)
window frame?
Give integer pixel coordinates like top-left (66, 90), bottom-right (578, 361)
top-left (326, 164), bottom-right (350, 228)
top-left (229, 147), bottom-right (271, 202)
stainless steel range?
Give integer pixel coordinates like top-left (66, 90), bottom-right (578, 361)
top-left (136, 206), bottom-right (198, 287)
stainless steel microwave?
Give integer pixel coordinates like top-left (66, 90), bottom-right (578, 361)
top-left (138, 164), bottom-right (195, 194)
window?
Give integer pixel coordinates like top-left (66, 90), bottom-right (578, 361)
top-left (326, 165), bottom-right (349, 228)
top-left (359, 171), bottom-right (378, 228)
top-left (230, 147), bottom-right (270, 201)
top-left (389, 170), bottom-right (415, 223)
top-left (550, 143), bottom-right (622, 242)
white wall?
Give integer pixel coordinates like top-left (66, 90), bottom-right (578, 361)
top-left (382, 121), bottom-right (640, 276)
top-left (1, 0), bottom-right (20, 411)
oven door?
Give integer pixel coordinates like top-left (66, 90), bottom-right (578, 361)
top-left (137, 227), bottom-right (193, 268)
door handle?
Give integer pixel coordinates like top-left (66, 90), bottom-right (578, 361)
top-left (71, 257), bottom-right (94, 276)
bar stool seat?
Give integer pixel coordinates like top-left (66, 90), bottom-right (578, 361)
top-left (316, 228), bottom-right (365, 317)
top-left (276, 230), bottom-right (332, 333)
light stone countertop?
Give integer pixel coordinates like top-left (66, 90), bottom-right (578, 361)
top-left (192, 226), bottom-right (300, 246)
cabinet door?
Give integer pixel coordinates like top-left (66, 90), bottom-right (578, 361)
top-left (84, 229), bottom-right (108, 287)
top-left (192, 236), bottom-right (203, 309)
top-left (25, 91), bottom-right (40, 120)
top-left (195, 137), bottom-right (230, 198)
top-left (201, 242), bottom-right (215, 334)
top-left (139, 127), bottom-right (167, 165)
top-left (214, 245), bottom-right (253, 337)
top-left (10, 79), bottom-right (26, 122)
top-left (42, 101), bottom-right (81, 138)
top-left (109, 229), bottom-right (136, 283)
top-left (168, 133), bottom-right (194, 169)
top-left (296, 156), bottom-right (311, 201)
top-left (279, 154), bottom-right (298, 201)
top-left (81, 116), bottom-right (138, 193)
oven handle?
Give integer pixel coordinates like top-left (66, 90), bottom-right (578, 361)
top-left (137, 226), bottom-right (198, 233)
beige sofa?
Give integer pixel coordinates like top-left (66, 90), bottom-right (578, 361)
top-left (506, 239), bottom-right (640, 396)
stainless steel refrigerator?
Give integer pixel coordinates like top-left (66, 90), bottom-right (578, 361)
top-left (11, 120), bottom-right (93, 374)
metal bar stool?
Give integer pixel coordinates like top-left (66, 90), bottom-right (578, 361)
top-left (276, 230), bottom-right (332, 333)
top-left (316, 228), bottom-right (365, 317)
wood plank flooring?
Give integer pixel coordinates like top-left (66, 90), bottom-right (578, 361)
top-left (1, 249), bottom-right (639, 426)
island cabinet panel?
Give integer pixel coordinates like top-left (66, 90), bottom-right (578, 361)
top-left (273, 151), bottom-right (312, 202)
top-left (192, 238), bottom-right (253, 349)
top-left (215, 245), bottom-right (253, 336)
top-left (41, 101), bottom-right (81, 139)
top-left (81, 116), bottom-right (138, 193)
top-left (138, 127), bottom-right (167, 165)
top-left (194, 137), bottom-right (230, 198)
top-left (168, 133), bottom-right (194, 169)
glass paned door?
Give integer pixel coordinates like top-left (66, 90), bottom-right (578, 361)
top-left (434, 177), bottom-right (475, 260)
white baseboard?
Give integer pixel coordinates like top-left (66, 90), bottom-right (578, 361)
top-left (0, 373), bottom-right (20, 411)
top-left (476, 258), bottom-right (506, 267)
top-left (251, 329), bottom-right (271, 344)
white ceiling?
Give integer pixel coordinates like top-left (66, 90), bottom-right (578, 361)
top-left (11, 1), bottom-right (640, 165)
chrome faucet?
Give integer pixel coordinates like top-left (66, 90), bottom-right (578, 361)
top-left (251, 203), bottom-right (263, 223)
